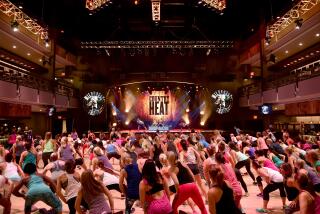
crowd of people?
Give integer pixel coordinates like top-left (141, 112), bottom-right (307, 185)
top-left (0, 127), bottom-right (319, 214)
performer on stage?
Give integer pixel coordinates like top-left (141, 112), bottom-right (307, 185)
top-left (136, 118), bottom-right (147, 130)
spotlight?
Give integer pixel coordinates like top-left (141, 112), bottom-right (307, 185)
top-left (186, 108), bottom-right (190, 113)
top-left (112, 122), bottom-right (117, 127)
top-left (200, 110), bottom-right (204, 115)
top-left (112, 112), bottom-right (117, 116)
top-left (295, 18), bottom-right (303, 29)
top-left (11, 20), bottom-right (19, 32)
top-left (186, 121), bottom-right (190, 125)
top-left (105, 49), bottom-right (110, 56)
top-left (45, 38), bottom-right (50, 47)
top-left (265, 36), bottom-right (271, 46)
top-left (206, 49), bottom-right (211, 56)
top-left (125, 121), bottom-right (129, 125)
top-left (200, 121), bottom-right (205, 126)
top-left (125, 109), bottom-right (129, 113)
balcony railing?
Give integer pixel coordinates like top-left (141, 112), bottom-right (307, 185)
top-left (0, 60), bottom-right (79, 97)
top-left (239, 59), bottom-right (320, 97)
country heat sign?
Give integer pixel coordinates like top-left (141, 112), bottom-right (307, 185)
top-left (135, 91), bottom-right (178, 123)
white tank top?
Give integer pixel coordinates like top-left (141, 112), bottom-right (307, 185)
top-left (103, 172), bottom-right (119, 186)
top-left (235, 151), bottom-right (248, 162)
top-left (4, 162), bottom-right (20, 181)
top-left (263, 167), bottom-right (283, 183)
top-left (184, 148), bottom-right (196, 164)
top-left (65, 174), bottom-right (81, 201)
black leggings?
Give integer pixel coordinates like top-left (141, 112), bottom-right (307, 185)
top-left (235, 158), bottom-right (255, 182)
top-left (67, 197), bottom-right (88, 214)
top-left (67, 197), bottom-right (77, 214)
top-left (234, 168), bottom-right (248, 193)
top-left (107, 184), bottom-right (122, 193)
top-left (263, 182), bottom-right (286, 201)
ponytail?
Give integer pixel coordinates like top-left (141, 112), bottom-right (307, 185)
top-left (209, 165), bottom-right (225, 188)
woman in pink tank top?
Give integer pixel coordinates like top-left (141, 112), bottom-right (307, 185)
top-left (215, 152), bottom-right (243, 209)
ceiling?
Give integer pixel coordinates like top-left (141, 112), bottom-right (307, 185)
top-left (2, 0), bottom-right (306, 85)
top-left (12, 0), bottom-right (294, 50)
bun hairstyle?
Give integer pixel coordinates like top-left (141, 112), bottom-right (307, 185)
top-left (207, 145), bottom-right (215, 157)
top-left (215, 152), bottom-right (226, 164)
top-left (209, 165), bottom-right (225, 188)
top-left (280, 163), bottom-right (293, 177)
top-left (218, 142), bottom-right (226, 152)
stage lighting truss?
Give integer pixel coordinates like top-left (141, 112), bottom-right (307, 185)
top-left (198, 0), bottom-right (226, 11)
top-left (85, 0), bottom-right (112, 11)
top-left (80, 40), bottom-right (234, 49)
top-left (266, 0), bottom-right (319, 40)
top-left (0, 0), bottom-right (48, 40)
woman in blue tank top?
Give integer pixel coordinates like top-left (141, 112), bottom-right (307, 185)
top-left (119, 152), bottom-right (142, 214)
top-left (12, 163), bottom-right (62, 214)
top-left (19, 141), bottom-right (37, 170)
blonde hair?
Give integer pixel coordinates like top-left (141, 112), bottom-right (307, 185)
top-left (159, 153), bottom-right (167, 164)
top-left (93, 147), bottom-right (103, 156)
top-left (167, 151), bottom-right (178, 166)
top-left (45, 132), bottom-right (52, 141)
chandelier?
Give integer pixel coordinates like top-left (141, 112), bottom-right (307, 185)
top-left (85, 0), bottom-right (112, 11)
top-left (151, 0), bottom-right (161, 22)
top-left (198, 0), bottom-right (226, 11)
top-left (0, 0), bottom-right (48, 40)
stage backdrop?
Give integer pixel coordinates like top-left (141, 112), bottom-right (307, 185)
top-left (134, 91), bottom-right (180, 129)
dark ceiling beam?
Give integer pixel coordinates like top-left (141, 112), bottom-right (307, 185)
top-left (81, 40), bottom-right (234, 49)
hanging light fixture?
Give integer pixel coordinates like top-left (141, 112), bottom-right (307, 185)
top-left (11, 20), bottom-right (19, 32)
top-left (45, 37), bottom-right (50, 47)
top-left (151, 0), bottom-right (161, 23)
top-left (295, 18), bottom-right (303, 29)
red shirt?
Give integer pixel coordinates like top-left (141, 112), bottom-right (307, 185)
top-left (286, 137), bottom-right (294, 145)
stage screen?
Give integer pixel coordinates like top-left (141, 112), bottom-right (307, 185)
top-left (134, 91), bottom-right (180, 130)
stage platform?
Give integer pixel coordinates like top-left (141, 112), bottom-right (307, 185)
top-left (118, 129), bottom-right (215, 134)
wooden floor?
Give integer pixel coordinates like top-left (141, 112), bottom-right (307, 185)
top-left (2, 158), bottom-right (285, 214)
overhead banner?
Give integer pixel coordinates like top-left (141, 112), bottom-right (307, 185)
top-left (135, 91), bottom-right (179, 126)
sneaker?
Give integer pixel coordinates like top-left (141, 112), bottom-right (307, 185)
top-left (256, 193), bottom-right (263, 197)
top-left (244, 192), bottom-right (249, 197)
top-left (256, 208), bottom-right (269, 213)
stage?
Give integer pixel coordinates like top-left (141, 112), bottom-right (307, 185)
top-left (118, 129), bottom-right (215, 134)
